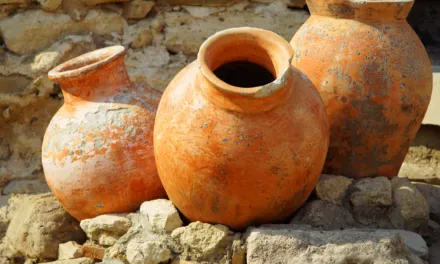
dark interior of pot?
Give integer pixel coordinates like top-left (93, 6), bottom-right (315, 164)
top-left (214, 61), bottom-right (275, 88)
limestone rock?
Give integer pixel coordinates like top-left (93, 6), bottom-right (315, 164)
top-left (105, 213), bottom-right (182, 260)
top-left (38, 0), bottom-right (62, 11)
top-left (349, 176), bottom-right (393, 224)
top-left (414, 182), bottom-right (440, 223)
top-left (82, 244), bottom-right (105, 260)
top-left (84, 0), bottom-right (129, 6)
top-left (171, 221), bottom-right (233, 262)
top-left (315, 174), bottom-right (353, 205)
top-left (62, 0), bottom-right (89, 21)
top-left (140, 199), bottom-right (183, 233)
top-left (126, 239), bottom-right (172, 264)
top-left (390, 178), bottom-right (429, 234)
top-left (246, 227), bottom-right (427, 264)
top-left (58, 241), bottom-right (84, 260)
top-left (80, 214), bottom-right (131, 247)
top-left (123, 0), bottom-right (155, 19)
top-left (164, 1), bottom-right (309, 55)
top-left (158, 0), bottom-right (238, 6)
top-left (5, 193), bottom-right (86, 259)
top-left (0, 9), bottom-right (123, 54)
top-left (182, 5), bottom-right (225, 18)
top-left (291, 200), bottom-right (356, 230)
top-left (130, 29), bottom-right (154, 48)
top-left (231, 236), bottom-right (245, 264)
top-left (43, 258), bottom-right (95, 264)
top-left (2, 179), bottom-right (50, 195)
top-left (287, 0), bottom-right (306, 8)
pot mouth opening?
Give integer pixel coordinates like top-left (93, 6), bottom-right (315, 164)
top-left (198, 27), bottom-right (293, 97)
top-left (48, 45), bottom-right (126, 82)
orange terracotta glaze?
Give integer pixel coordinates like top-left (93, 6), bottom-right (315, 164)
top-left (43, 46), bottom-right (166, 220)
top-left (154, 27), bottom-right (330, 230)
top-left (290, 0), bottom-right (433, 178)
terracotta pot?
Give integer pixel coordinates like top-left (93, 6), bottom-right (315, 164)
top-left (43, 45), bottom-right (166, 220)
top-left (290, 0), bottom-right (433, 178)
top-left (154, 27), bottom-right (329, 230)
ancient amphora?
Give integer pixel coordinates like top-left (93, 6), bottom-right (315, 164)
top-left (290, 0), bottom-right (433, 178)
top-left (42, 45), bottom-right (166, 220)
top-left (154, 27), bottom-right (330, 230)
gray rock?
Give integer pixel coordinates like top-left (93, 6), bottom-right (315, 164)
top-left (126, 239), bottom-right (171, 264)
top-left (80, 214), bottom-right (131, 247)
top-left (58, 241), bottom-right (83, 260)
top-left (396, 230), bottom-right (429, 258)
top-left (291, 200), bottom-right (356, 230)
top-left (349, 177), bottom-right (393, 224)
top-left (413, 182), bottom-right (440, 223)
top-left (390, 178), bottom-right (429, 234)
top-left (429, 240), bottom-right (440, 264)
top-left (140, 199), bottom-right (183, 233)
top-left (2, 179), bottom-right (50, 195)
top-left (246, 226), bottom-right (427, 264)
top-left (171, 221), bottom-right (233, 262)
top-left (315, 174), bottom-right (353, 205)
top-left (5, 193), bottom-right (86, 259)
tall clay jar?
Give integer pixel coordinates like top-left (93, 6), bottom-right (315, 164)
top-left (42, 45), bottom-right (166, 220)
top-left (154, 27), bottom-right (330, 230)
top-left (290, 0), bottom-right (433, 178)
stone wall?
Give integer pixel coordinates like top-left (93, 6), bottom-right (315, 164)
top-left (0, 0), bottom-right (439, 196)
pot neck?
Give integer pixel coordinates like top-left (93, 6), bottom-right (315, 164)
top-left (307, 0), bottom-right (414, 21)
top-left (48, 45), bottom-right (132, 104)
top-left (197, 27), bottom-right (294, 114)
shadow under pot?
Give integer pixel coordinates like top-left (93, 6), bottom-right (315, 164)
top-left (154, 27), bottom-right (330, 230)
top-left (290, 0), bottom-right (433, 178)
top-left (42, 45), bottom-right (166, 221)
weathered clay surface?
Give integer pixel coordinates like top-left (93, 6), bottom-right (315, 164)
top-left (42, 46), bottom-right (166, 220)
top-left (155, 27), bottom-right (329, 230)
top-left (290, 0), bottom-right (433, 178)
top-left (5, 193), bottom-right (86, 259)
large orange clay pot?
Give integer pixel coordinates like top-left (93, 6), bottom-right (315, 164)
top-left (42, 46), bottom-right (166, 220)
top-left (290, 0), bottom-right (433, 178)
top-left (154, 27), bottom-right (330, 230)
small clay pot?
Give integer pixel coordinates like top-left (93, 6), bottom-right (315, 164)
top-left (154, 27), bottom-right (330, 230)
top-left (290, 0), bottom-right (433, 178)
top-left (43, 45), bottom-right (166, 220)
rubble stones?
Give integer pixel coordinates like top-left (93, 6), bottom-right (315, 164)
top-left (140, 199), bottom-right (183, 233)
top-left (80, 214), bottom-right (131, 247)
top-left (5, 193), bottom-right (86, 259)
top-left (315, 174), bottom-right (353, 205)
top-left (349, 177), bottom-right (393, 224)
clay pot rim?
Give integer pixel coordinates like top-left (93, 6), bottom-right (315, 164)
top-left (48, 45), bottom-right (126, 82)
top-left (197, 27), bottom-right (294, 98)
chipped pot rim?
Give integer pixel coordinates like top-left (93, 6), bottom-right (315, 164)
top-left (197, 27), bottom-right (294, 98)
top-left (48, 45), bottom-right (127, 82)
